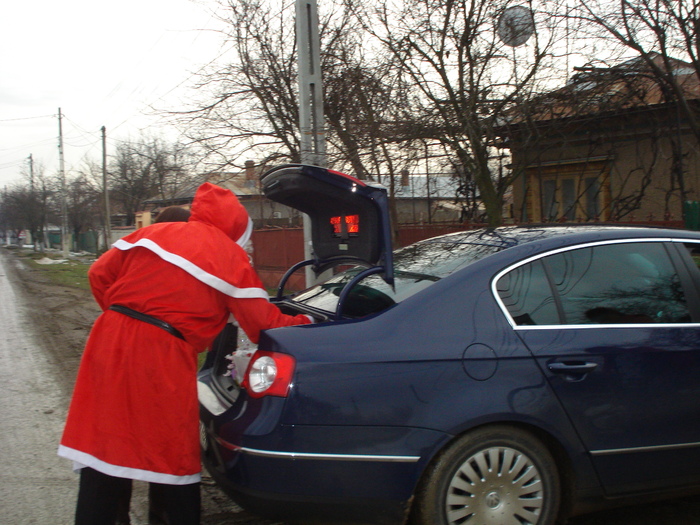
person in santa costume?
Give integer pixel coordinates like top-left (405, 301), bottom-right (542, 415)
top-left (58, 182), bottom-right (312, 525)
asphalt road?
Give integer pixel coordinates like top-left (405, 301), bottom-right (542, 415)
top-left (0, 251), bottom-right (77, 523)
top-left (1, 246), bottom-right (699, 524)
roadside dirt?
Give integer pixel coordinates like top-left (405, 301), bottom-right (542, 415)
top-left (3, 247), bottom-right (279, 525)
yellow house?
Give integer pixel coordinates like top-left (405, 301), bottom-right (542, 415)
top-left (501, 54), bottom-right (700, 224)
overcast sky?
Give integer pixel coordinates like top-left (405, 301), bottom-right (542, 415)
top-left (0, 0), bottom-right (227, 188)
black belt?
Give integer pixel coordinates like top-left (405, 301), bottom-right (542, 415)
top-left (109, 305), bottom-right (185, 341)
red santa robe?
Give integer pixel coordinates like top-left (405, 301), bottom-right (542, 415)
top-left (58, 182), bottom-right (311, 485)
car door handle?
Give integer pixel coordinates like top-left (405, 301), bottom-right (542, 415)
top-left (548, 362), bottom-right (598, 373)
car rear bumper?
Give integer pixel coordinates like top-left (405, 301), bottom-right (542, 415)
top-left (199, 415), bottom-right (449, 525)
top-left (202, 449), bottom-right (411, 524)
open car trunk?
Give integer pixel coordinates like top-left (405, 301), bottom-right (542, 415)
top-left (261, 164), bottom-right (393, 290)
top-left (200, 164), bottom-right (394, 405)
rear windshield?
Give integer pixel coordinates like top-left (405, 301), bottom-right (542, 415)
top-left (291, 233), bottom-right (506, 317)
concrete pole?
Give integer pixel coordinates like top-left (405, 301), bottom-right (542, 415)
top-left (58, 108), bottom-right (69, 257)
top-left (102, 126), bottom-right (112, 250)
top-left (296, 0), bottom-right (326, 286)
top-left (296, 0), bottom-right (326, 167)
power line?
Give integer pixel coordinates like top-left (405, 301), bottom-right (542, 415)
top-left (0, 137), bottom-right (56, 154)
top-left (0, 114), bottom-right (55, 123)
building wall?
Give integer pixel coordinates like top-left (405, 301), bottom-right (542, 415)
top-left (134, 211), bottom-right (153, 229)
top-left (511, 108), bottom-right (699, 223)
top-left (394, 198), bottom-right (461, 224)
top-left (241, 197), bottom-right (302, 228)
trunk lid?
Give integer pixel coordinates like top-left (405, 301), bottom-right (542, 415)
top-left (261, 164), bottom-right (394, 285)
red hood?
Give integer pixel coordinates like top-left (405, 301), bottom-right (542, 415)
top-left (189, 183), bottom-right (252, 245)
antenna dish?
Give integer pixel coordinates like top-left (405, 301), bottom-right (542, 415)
top-left (497, 6), bottom-right (535, 47)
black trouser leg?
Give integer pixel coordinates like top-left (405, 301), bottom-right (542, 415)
top-left (116, 480), bottom-right (132, 524)
top-left (155, 482), bottom-right (201, 525)
top-left (75, 467), bottom-right (132, 525)
top-left (148, 482), bottom-right (167, 524)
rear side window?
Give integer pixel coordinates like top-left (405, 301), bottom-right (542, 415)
top-left (497, 242), bottom-right (692, 326)
top-left (496, 260), bottom-right (558, 325)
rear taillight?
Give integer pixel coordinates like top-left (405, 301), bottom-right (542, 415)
top-left (242, 350), bottom-right (295, 398)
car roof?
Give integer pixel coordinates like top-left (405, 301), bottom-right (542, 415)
top-left (415, 224), bottom-right (700, 252)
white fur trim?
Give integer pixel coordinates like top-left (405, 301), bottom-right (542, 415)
top-left (236, 217), bottom-right (253, 247)
top-left (58, 445), bottom-right (201, 485)
top-left (113, 238), bottom-right (269, 300)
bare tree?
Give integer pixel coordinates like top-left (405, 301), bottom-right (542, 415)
top-left (0, 185), bottom-right (33, 245)
top-left (65, 174), bottom-right (102, 243)
top-left (178, 0), bottom-right (431, 238)
top-left (108, 136), bottom-right (195, 225)
top-left (0, 160), bottom-right (55, 250)
top-left (345, 0), bottom-right (566, 226)
top-left (21, 159), bottom-right (50, 251)
top-left (178, 0), bottom-right (591, 226)
top-left (182, 1), bottom-right (421, 172)
top-left (178, 0), bottom-right (302, 171)
top-left (576, 0), bottom-right (699, 139)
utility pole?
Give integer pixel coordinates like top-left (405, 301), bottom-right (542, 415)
top-left (102, 126), bottom-right (111, 250)
top-left (296, 0), bottom-right (326, 286)
top-left (28, 154), bottom-right (37, 251)
top-left (28, 154), bottom-right (34, 190)
top-left (296, 0), bottom-right (326, 167)
top-left (58, 108), bottom-right (69, 257)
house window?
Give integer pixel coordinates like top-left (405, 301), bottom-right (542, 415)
top-left (584, 177), bottom-right (601, 218)
top-left (526, 161), bottom-right (609, 222)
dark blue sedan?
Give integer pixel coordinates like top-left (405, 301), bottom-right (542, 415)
top-left (198, 165), bottom-right (700, 525)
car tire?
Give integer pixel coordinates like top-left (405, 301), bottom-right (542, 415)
top-left (410, 425), bottom-right (561, 525)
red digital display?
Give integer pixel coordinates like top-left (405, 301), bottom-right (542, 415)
top-left (330, 215), bottom-right (359, 237)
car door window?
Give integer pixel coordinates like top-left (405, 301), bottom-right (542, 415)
top-left (498, 242), bottom-right (691, 325)
top-left (546, 243), bottom-right (690, 324)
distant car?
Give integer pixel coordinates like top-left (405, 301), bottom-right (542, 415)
top-left (198, 165), bottom-right (700, 525)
